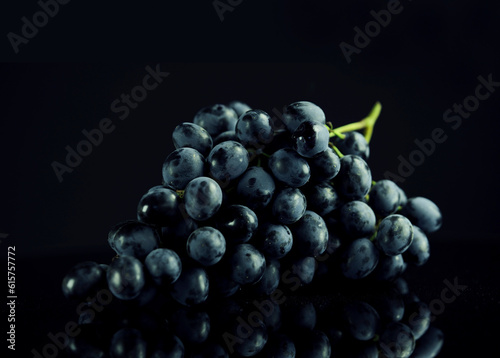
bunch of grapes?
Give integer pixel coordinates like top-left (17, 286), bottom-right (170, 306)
top-left (62, 100), bottom-right (443, 357)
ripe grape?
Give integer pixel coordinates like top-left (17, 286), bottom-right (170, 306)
top-left (341, 238), bottom-right (379, 279)
top-left (268, 148), bottom-right (311, 187)
top-left (107, 255), bottom-right (145, 300)
top-left (184, 177), bottom-right (223, 221)
top-left (186, 227), bottom-right (226, 266)
top-left (230, 244), bottom-right (266, 285)
top-left (308, 147), bottom-right (341, 182)
top-left (207, 140), bottom-right (249, 183)
top-left (303, 182), bottom-right (339, 216)
top-left (237, 166), bottom-right (276, 210)
top-left (291, 211), bottom-right (328, 257)
top-left (403, 226), bottom-right (430, 266)
top-left (170, 266), bottom-right (209, 306)
top-left (61, 261), bottom-right (105, 300)
top-left (145, 248), bottom-right (182, 286)
top-left (281, 101), bottom-right (326, 132)
top-left (292, 119), bottom-right (330, 158)
top-left (235, 109), bottom-right (274, 147)
top-left (217, 204), bottom-right (258, 245)
top-left (109, 221), bottom-right (159, 260)
top-left (172, 122), bottom-right (213, 156)
top-left (378, 322), bottom-right (415, 358)
top-left (256, 223), bottom-right (293, 259)
top-left (401, 197), bottom-right (442, 233)
top-left (193, 104), bottom-right (238, 137)
top-left (162, 147), bottom-right (205, 190)
top-left (340, 200), bottom-right (376, 238)
top-left (375, 214), bottom-right (414, 256)
top-left (272, 187), bottom-right (307, 225)
top-left (335, 155), bottom-right (372, 200)
top-left (137, 185), bottom-right (180, 226)
top-left (331, 131), bottom-right (370, 160)
top-left (368, 179), bottom-right (401, 217)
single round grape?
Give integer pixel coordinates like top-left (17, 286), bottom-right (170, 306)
top-left (268, 148), bottom-right (311, 188)
top-left (172, 122), bottom-right (213, 156)
top-left (107, 255), bottom-right (145, 300)
top-left (137, 186), bottom-right (180, 226)
top-left (162, 147), bottom-right (205, 190)
top-left (375, 214), bottom-right (414, 256)
top-left (109, 328), bottom-right (147, 358)
top-left (410, 326), bottom-right (444, 358)
top-left (193, 104), bottom-right (238, 137)
top-left (232, 320), bottom-right (268, 357)
top-left (170, 307), bottom-right (211, 344)
top-left (257, 223), bottom-right (293, 259)
top-left (217, 204), bottom-right (258, 244)
top-left (236, 109), bottom-right (274, 147)
top-left (62, 261), bottom-right (105, 299)
top-left (340, 200), bottom-right (376, 238)
top-left (368, 179), bottom-right (401, 217)
top-left (110, 221), bottom-right (159, 260)
top-left (401, 197), bottom-right (442, 233)
top-left (184, 177), bottom-right (223, 221)
top-left (342, 301), bottom-right (380, 341)
top-left (331, 131), bottom-right (370, 160)
top-left (372, 254), bottom-right (406, 281)
top-left (290, 256), bottom-right (316, 285)
top-left (187, 227), bottom-right (226, 266)
top-left (303, 182), bottom-right (339, 216)
top-left (237, 166), bottom-right (276, 210)
top-left (145, 248), bottom-right (182, 286)
top-left (281, 101), bottom-right (326, 132)
top-left (341, 238), bottom-right (379, 279)
top-left (292, 119), bottom-right (329, 158)
top-left (170, 266), bottom-right (209, 306)
top-left (291, 211), bottom-right (328, 257)
top-left (230, 244), bottom-right (266, 285)
top-left (372, 287), bottom-right (405, 323)
top-left (308, 147), bottom-right (341, 182)
top-left (283, 301), bottom-right (316, 331)
top-left (213, 130), bottom-right (238, 145)
top-left (272, 187), bottom-right (307, 225)
top-left (334, 154), bottom-right (372, 200)
top-left (404, 301), bottom-right (431, 339)
top-left (228, 100), bottom-right (252, 117)
top-left (403, 226), bottom-right (430, 266)
top-left (207, 140), bottom-right (249, 183)
top-left (378, 322), bottom-right (415, 358)
top-left (252, 259), bottom-right (281, 296)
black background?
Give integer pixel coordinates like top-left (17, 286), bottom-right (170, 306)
top-left (1, 0), bottom-right (500, 357)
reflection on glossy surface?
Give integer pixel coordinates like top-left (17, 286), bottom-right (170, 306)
top-left (65, 278), bottom-right (444, 357)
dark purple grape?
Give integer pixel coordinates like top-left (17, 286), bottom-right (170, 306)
top-left (378, 322), bottom-right (415, 358)
top-left (109, 328), bottom-right (147, 358)
top-left (292, 119), bottom-right (330, 158)
top-left (251, 259), bottom-right (281, 295)
top-left (184, 177), bottom-right (223, 221)
top-left (290, 256), bottom-right (316, 285)
top-left (207, 140), bottom-right (249, 183)
top-left (109, 221), bottom-right (159, 260)
top-left (401, 197), bottom-right (442, 233)
top-left (340, 200), bottom-right (376, 238)
top-left (291, 211), bottom-right (328, 257)
top-left (268, 148), bottom-right (311, 188)
top-left (107, 255), bottom-right (145, 300)
top-left (137, 185), bottom-right (180, 226)
top-left (331, 131), bottom-right (370, 160)
top-left (172, 122), bottom-right (213, 156)
top-left (170, 307), bottom-right (210, 343)
top-left (145, 248), bottom-right (182, 286)
top-left (335, 155), bottom-right (372, 200)
top-left (375, 214), bottom-right (414, 256)
top-left (217, 204), bottom-right (258, 244)
top-left (260, 334), bottom-right (296, 358)
top-left (411, 326), bottom-right (444, 358)
top-left (281, 101), bottom-right (326, 132)
top-left (372, 254), bottom-right (406, 281)
top-left (257, 223), bottom-right (293, 259)
top-left (341, 238), bottom-right (379, 279)
top-left (187, 227), bottom-right (226, 266)
top-left (303, 182), bottom-right (339, 216)
top-left (294, 330), bottom-right (331, 358)
top-left (237, 166), bottom-right (276, 210)
top-left (228, 100), bottom-right (252, 117)
top-left (368, 179), bottom-right (401, 217)
top-left (308, 147), bottom-right (341, 182)
top-left (272, 187), bottom-right (307, 225)
top-left (62, 261), bottom-right (105, 300)
top-left (162, 147), bottom-right (205, 190)
top-left (230, 244), bottom-right (266, 285)
top-left (236, 109), bottom-right (274, 147)
top-left (403, 301), bottom-right (431, 339)
top-left (214, 130), bottom-right (238, 145)
top-left (403, 226), bottom-right (430, 266)
top-left (170, 266), bottom-right (209, 306)
top-left (342, 301), bottom-right (380, 341)
top-left (193, 104), bottom-right (238, 137)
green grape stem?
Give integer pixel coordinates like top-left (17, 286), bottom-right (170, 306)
top-left (327, 102), bottom-right (382, 144)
